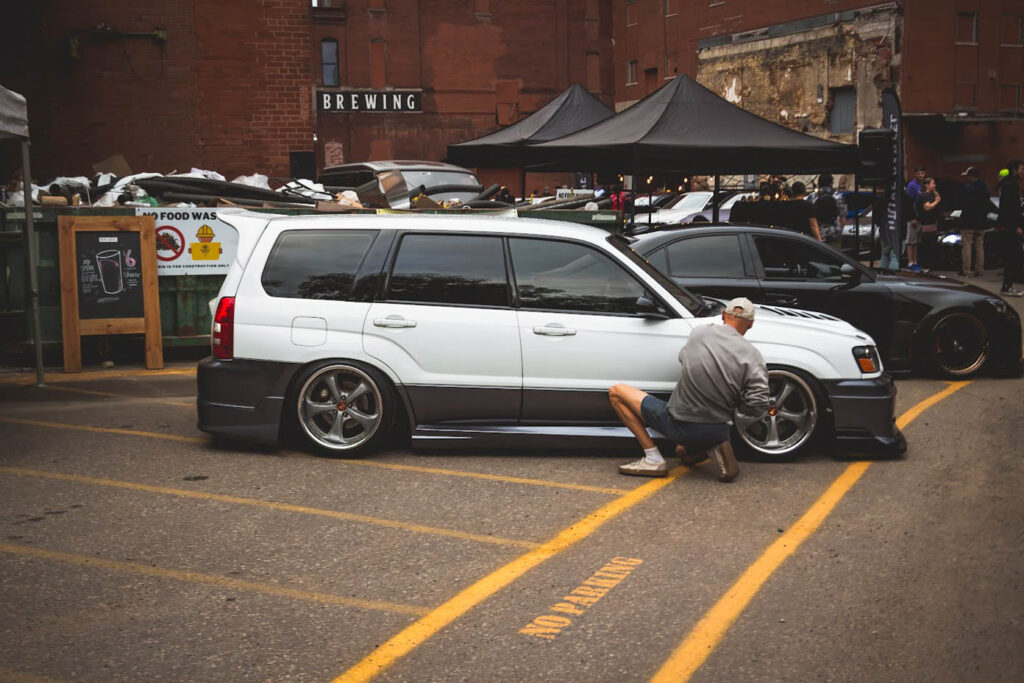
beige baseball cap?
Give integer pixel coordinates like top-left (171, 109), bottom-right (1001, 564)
top-left (725, 297), bottom-right (756, 321)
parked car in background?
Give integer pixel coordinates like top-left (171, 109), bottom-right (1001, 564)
top-left (199, 212), bottom-right (903, 461)
top-left (633, 224), bottom-right (1023, 379)
top-left (839, 207), bottom-right (882, 260)
top-left (646, 191), bottom-right (745, 225)
top-left (632, 192), bottom-right (680, 214)
top-left (317, 160), bottom-right (483, 208)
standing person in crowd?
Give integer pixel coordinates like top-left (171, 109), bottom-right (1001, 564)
top-left (996, 160), bottom-right (1024, 296)
top-left (957, 166), bottom-right (996, 277)
top-left (912, 178), bottom-right (941, 272)
top-left (787, 181), bottom-right (822, 241)
top-left (905, 165), bottom-right (926, 268)
top-left (812, 173), bottom-right (847, 243)
top-left (608, 298), bottom-right (769, 482)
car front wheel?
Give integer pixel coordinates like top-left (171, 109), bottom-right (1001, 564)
top-left (733, 368), bottom-right (821, 461)
top-left (293, 361), bottom-right (395, 456)
top-left (925, 312), bottom-right (988, 378)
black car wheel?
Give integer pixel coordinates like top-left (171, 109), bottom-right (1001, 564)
top-left (292, 360), bottom-right (396, 456)
top-left (733, 368), bottom-right (821, 461)
top-left (926, 312), bottom-right (988, 378)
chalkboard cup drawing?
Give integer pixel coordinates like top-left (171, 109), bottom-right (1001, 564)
top-left (95, 249), bottom-right (124, 296)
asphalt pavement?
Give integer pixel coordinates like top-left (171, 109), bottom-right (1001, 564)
top-left (0, 267), bottom-right (1022, 682)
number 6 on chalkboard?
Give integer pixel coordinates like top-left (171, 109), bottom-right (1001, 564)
top-left (58, 215), bottom-right (163, 372)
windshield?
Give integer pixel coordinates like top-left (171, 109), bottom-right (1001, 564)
top-left (606, 234), bottom-right (704, 315)
top-left (400, 170), bottom-right (482, 192)
top-left (662, 191), bottom-right (712, 212)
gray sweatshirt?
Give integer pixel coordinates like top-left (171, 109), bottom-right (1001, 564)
top-left (667, 323), bottom-right (771, 424)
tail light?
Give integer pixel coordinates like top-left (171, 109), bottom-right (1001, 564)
top-left (212, 296), bottom-right (235, 359)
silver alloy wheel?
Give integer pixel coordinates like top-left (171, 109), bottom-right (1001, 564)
top-left (735, 369), bottom-right (817, 457)
top-left (296, 364), bottom-right (383, 452)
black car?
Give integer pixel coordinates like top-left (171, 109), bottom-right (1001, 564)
top-left (632, 225), bottom-right (1023, 378)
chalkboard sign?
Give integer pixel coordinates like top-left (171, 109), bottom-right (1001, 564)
top-left (58, 215), bottom-right (162, 372)
top-left (75, 231), bottom-right (144, 319)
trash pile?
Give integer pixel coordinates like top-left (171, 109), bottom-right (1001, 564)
top-left (2, 167), bottom-right (346, 211)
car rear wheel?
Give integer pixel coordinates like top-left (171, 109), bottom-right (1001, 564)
top-left (733, 369), bottom-right (821, 461)
top-left (293, 361), bottom-right (395, 456)
top-left (926, 312), bottom-right (988, 378)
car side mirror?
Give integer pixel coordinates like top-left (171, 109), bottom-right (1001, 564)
top-left (635, 296), bottom-right (670, 319)
top-left (841, 263), bottom-right (862, 284)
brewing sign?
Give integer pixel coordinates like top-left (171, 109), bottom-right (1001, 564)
top-left (135, 208), bottom-right (239, 275)
top-left (75, 231), bottom-right (144, 319)
top-left (317, 90), bottom-right (423, 113)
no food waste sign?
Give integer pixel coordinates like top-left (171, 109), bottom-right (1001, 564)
top-left (135, 209), bottom-right (239, 276)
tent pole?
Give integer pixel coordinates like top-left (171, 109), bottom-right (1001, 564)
top-left (22, 140), bottom-right (44, 387)
top-left (713, 175), bottom-right (720, 223)
top-left (854, 175), bottom-right (861, 260)
top-left (520, 168), bottom-right (526, 201)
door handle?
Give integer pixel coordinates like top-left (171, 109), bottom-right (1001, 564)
top-left (533, 323), bottom-right (576, 336)
top-left (765, 294), bottom-right (798, 307)
top-left (374, 315), bottom-right (417, 328)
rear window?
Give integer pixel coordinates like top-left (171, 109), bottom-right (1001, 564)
top-left (387, 234), bottom-right (509, 307)
top-left (261, 230), bottom-right (376, 300)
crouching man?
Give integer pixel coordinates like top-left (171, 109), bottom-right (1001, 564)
top-left (609, 297), bottom-right (770, 482)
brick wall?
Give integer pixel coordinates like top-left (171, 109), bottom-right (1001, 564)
top-left (0, 0), bottom-right (312, 180)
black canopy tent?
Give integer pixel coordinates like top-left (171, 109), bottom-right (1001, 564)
top-left (1, 85), bottom-right (44, 385)
top-left (522, 75), bottom-right (858, 176)
top-left (446, 84), bottom-right (613, 195)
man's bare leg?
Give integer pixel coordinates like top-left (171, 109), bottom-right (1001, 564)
top-left (608, 383), bottom-right (656, 450)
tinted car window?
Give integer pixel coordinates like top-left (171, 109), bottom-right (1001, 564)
top-left (262, 230), bottom-right (376, 300)
top-left (664, 235), bottom-right (745, 277)
top-left (388, 234), bottom-right (509, 307)
top-left (755, 236), bottom-right (846, 280)
top-left (510, 238), bottom-right (644, 314)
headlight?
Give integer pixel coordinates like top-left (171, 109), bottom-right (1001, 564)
top-left (852, 345), bottom-right (881, 373)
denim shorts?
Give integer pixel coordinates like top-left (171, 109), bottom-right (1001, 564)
top-left (640, 395), bottom-right (730, 452)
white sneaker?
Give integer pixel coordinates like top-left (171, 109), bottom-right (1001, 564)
top-left (1001, 287), bottom-right (1023, 297)
top-left (618, 457), bottom-right (668, 477)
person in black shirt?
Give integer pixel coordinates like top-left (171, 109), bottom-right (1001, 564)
top-left (785, 182), bottom-right (822, 240)
top-left (996, 160), bottom-right (1024, 296)
top-left (912, 178), bottom-right (941, 272)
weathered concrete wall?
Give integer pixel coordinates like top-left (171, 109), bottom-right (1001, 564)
top-left (695, 8), bottom-right (899, 146)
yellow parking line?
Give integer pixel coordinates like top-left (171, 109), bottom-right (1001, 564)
top-left (0, 466), bottom-right (539, 550)
top-left (332, 465), bottom-right (692, 683)
top-left (41, 384), bottom-right (194, 408)
top-left (0, 414), bottom-right (624, 495)
top-left (649, 380), bottom-right (972, 683)
top-left (0, 416), bottom-right (205, 444)
top-left (0, 666), bottom-right (68, 683)
top-left (0, 542), bottom-right (427, 617)
top-left (331, 458), bottom-right (627, 496)
top-left (0, 366), bottom-right (197, 386)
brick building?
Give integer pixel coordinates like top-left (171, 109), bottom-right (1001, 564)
top-left (1, 1), bottom-right (1019, 187)
top-left (0, 0), bottom-right (615, 189)
top-left (615, 0), bottom-right (1023, 184)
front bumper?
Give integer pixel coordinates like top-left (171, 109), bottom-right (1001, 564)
top-left (821, 374), bottom-right (905, 455)
top-left (196, 357), bottom-right (301, 445)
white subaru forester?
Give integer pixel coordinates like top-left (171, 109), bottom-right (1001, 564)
top-left (198, 211), bottom-right (903, 460)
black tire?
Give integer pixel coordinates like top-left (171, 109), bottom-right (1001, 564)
top-left (922, 312), bottom-right (988, 378)
top-left (289, 360), bottom-right (397, 457)
top-left (732, 368), bottom-right (824, 462)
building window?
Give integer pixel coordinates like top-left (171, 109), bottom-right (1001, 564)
top-left (321, 39), bottom-right (339, 86)
top-left (664, 52), bottom-right (678, 78)
top-left (829, 87), bottom-right (855, 134)
top-left (664, 0), bottom-right (677, 16)
top-left (370, 39), bottom-right (387, 89)
top-left (999, 84), bottom-right (1023, 110)
top-left (586, 52), bottom-right (601, 92)
top-left (626, 0), bottom-right (638, 26)
top-left (956, 12), bottom-right (978, 44)
top-left (1001, 15), bottom-right (1023, 46)
top-left (626, 60), bottom-right (638, 85)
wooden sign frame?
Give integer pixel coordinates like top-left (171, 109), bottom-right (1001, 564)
top-left (58, 215), bottom-right (163, 372)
